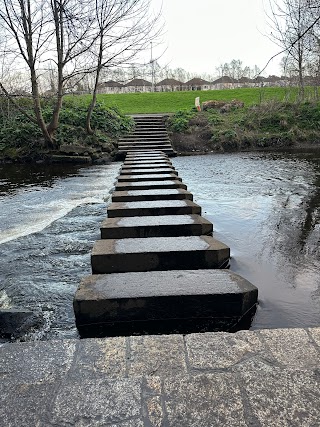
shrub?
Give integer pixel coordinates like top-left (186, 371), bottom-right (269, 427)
top-left (167, 109), bottom-right (196, 132)
top-left (0, 98), bottom-right (134, 151)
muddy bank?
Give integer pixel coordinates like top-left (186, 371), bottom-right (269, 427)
top-left (170, 128), bottom-right (320, 156)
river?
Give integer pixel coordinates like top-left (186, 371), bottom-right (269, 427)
top-left (0, 150), bottom-right (319, 341)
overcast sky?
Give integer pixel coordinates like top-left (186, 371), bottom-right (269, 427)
top-left (150, 0), bottom-right (282, 77)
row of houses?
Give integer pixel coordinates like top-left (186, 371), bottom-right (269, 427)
top-left (97, 75), bottom-right (306, 94)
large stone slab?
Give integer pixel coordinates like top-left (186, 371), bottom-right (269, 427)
top-left (125, 155), bottom-right (168, 161)
top-left (125, 152), bottom-right (168, 160)
top-left (117, 173), bottom-right (181, 182)
top-left (115, 180), bottom-right (186, 191)
top-left (122, 160), bottom-right (172, 167)
top-left (111, 188), bottom-right (193, 202)
top-left (91, 235), bottom-right (230, 273)
top-left (120, 167), bottom-right (177, 175)
top-left (100, 214), bottom-right (213, 239)
top-left (107, 199), bottom-right (200, 217)
top-left (74, 270), bottom-right (257, 337)
top-left (126, 150), bottom-right (165, 155)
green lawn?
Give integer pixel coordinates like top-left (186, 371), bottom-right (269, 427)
top-left (73, 86), bottom-right (305, 114)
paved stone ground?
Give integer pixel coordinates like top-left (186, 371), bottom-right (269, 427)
top-left (1, 327), bottom-right (320, 426)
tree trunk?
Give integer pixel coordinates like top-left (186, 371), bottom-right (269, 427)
top-left (86, 71), bottom-right (100, 135)
top-left (86, 35), bottom-right (103, 135)
top-left (30, 68), bottom-right (56, 149)
top-left (46, 84), bottom-right (63, 144)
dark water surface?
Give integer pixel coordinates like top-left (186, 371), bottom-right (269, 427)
top-left (0, 151), bottom-right (319, 341)
top-left (173, 151), bottom-right (320, 330)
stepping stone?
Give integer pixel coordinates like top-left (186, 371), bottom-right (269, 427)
top-left (74, 270), bottom-right (258, 337)
top-left (117, 173), bottom-right (181, 182)
top-left (121, 163), bottom-right (173, 170)
top-left (107, 199), bottom-right (200, 217)
top-left (91, 236), bottom-right (230, 274)
top-left (120, 168), bottom-right (178, 175)
top-left (114, 180), bottom-right (186, 191)
top-left (126, 151), bottom-right (168, 156)
top-left (125, 154), bottom-right (168, 160)
top-left (123, 160), bottom-right (172, 166)
top-left (100, 214), bottom-right (213, 239)
top-left (126, 152), bottom-right (166, 156)
top-left (111, 188), bottom-right (192, 202)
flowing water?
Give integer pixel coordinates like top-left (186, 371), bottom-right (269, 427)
top-left (0, 151), bottom-right (319, 342)
top-left (173, 151), bottom-right (320, 330)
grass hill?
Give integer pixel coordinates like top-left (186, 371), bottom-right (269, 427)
top-left (73, 86), bottom-right (313, 114)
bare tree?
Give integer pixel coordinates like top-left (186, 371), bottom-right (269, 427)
top-left (85, 0), bottom-right (162, 134)
top-left (0, 0), bottom-right (95, 147)
top-left (266, 0), bottom-right (320, 98)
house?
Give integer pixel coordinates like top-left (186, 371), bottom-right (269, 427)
top-left (184, 78), bottom-right (212, 91)
top-left (97, 80), bottom-right (124, 94)
top-left (124, 78), bottom-right (152, 93)
top-left (212, 76), bottom-right (237, 90)
top-left (155, 78), bottom-right (184, 92)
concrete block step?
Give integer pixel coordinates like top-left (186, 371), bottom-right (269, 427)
top-left (117, 173), bottom-right (181, 182)
top-left (107, 199), bottom-right (200, 217)
top-left (132, 117), bottom-right (165, 122)
top-left (125, 153), bottom-right (168, 159)
top-left (118, 146), bottom-right (174, 152)
top-left (127, 131), bottom-right (168, 135)
top-left (121, 164), bottom-right (175, 172)
top-left (119, 135), bottom-right (169, 139)
top-left (133, 126), bottom-right (167, 130)
top-left (124, 153), bottom-right (169, 159)
top-left (111, 188), bottom-right (192, 202)
top-left (100, 214), bottom-right (213, 239)
top-left (119, 147), bottom-right (176, 153)
top-left (119, 142), bottom-right (171, 147)
top-left (114, 179), bottom-right (187, 192)
top-left (74, 270), bottom-right (258, 337)
top-left (91, 235), bottom-right (230, 274)
top-left (126, 150), bottom-right (165, 156)
top-left (123, 157), bottom-right (171, 163)
top-left (124, 157), bottom-right (170, 162)
top-left (122, 160), bottom-right (172, 167)
top-left (120, 167), bottom-right (177, 175)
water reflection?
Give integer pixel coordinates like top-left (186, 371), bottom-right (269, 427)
top-left (173, 150), bottom-right (320, 329)
top-left (0, 163), bottom-right (81, 196)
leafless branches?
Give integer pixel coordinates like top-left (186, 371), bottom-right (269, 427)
top-left (0, 0), bottom-right (162, 145)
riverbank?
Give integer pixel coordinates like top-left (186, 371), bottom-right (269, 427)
top-left (0, 98), bottom-right (133, 164)
top-left (168, 101), bottom-right (320, 155)
top-left (1, 97), bottom-right (320, 163)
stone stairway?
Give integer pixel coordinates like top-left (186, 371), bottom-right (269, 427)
top-left (117, 115), bottom-right (177, 157)
top-left (74, 150), bottom-right (258, 338)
